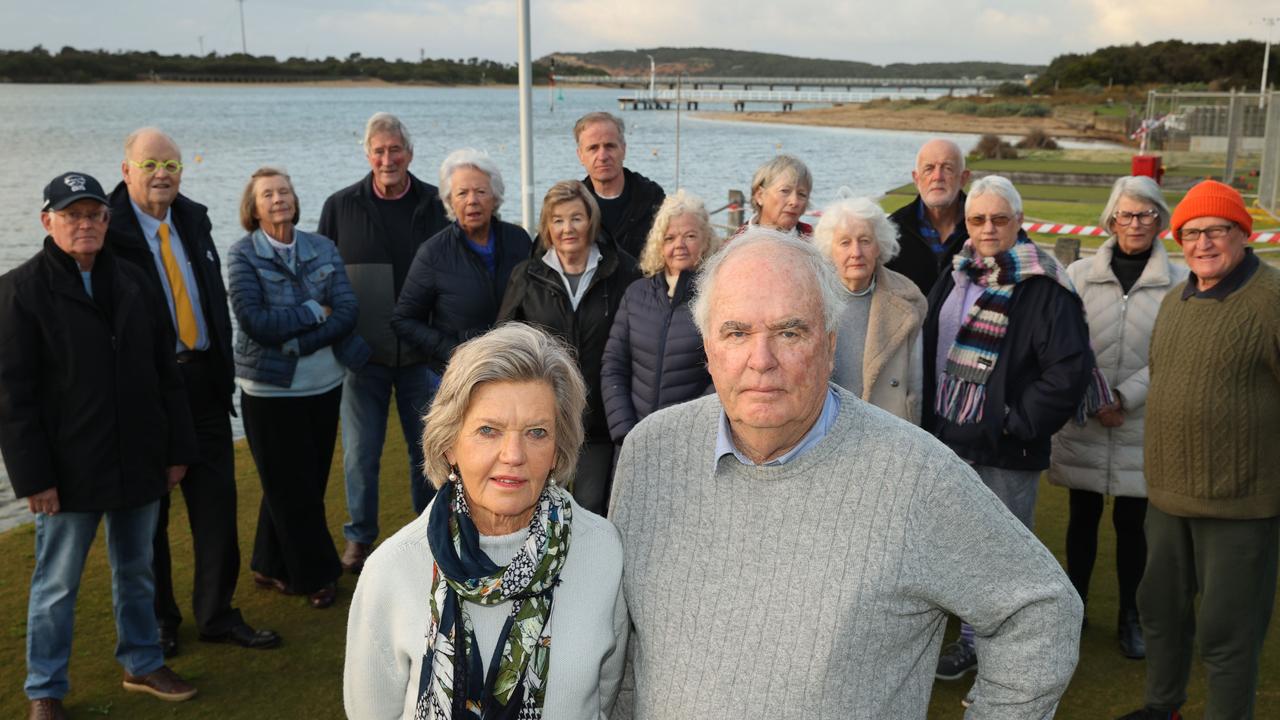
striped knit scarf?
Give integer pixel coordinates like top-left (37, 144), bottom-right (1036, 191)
top-left (936, 236), bottom-right (1113, 424)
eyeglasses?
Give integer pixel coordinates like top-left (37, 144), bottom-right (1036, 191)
top-left (965, 214), bottom-right (1014, 228)
top-left (53, 208), bottom-right (110, 224)
top-left (1178, 224), bottom-right (1235, 243)
top-left (1113, 210), bottom-right (1159, 227)
top-left (129, 159), bottom-right (184, 175)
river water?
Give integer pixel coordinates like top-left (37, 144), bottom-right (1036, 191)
top-left (0, 83), bottom-right (1107, 528)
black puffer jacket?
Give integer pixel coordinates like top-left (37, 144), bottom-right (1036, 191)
top-left (922, 263), bottom-right (1094, 471)
top-left (107, 184), bottom-right (236, 412)
top-left (498, 241), bottom-right (640, 442)
top-left (391, 220), bottom-right (533, 373)
top-left (0, 241), bottom-right (197, 511)
top-left (886, 193), bottom-right (969, 297)
top-left (600, 271), bottom-right (710, 443)
top-left (584, 168), bottom-right (666, 259)
top-left (317, 173), bottom-right (449, 367)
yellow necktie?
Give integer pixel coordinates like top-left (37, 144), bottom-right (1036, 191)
top-left (158, 222), bottom-right (199, 349)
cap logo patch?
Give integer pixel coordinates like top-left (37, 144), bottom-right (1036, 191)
top-left (64, 175), bottom-right (88, 193)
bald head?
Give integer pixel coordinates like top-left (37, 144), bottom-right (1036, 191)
top-left (912, 139), bottom-right (969, 210)
top-left (122, 127), bottom-right (184, 219)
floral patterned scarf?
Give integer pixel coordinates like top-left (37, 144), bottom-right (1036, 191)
top-left (416, 480), bottom-right (571, 720)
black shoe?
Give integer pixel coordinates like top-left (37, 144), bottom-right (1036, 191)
top-left (1115, 708), bottom-right (1181, 719)
top-left (159, 625), bottom-right (178, 658)
top-left (935, 639), bottom-right (977, 680)
top-left (198, 622), bottom-right (282, 650)
top-left (1118, 608), bottom-right (1145, 659)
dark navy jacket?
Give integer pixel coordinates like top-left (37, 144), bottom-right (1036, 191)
top-left (391, 220), bottom-right (533, 373)
top-left (601, 271), bottom-right (711, 443)
top-left (228, 229), bottom-right (370, 388)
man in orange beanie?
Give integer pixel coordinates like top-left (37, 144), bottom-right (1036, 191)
top-left (1117, 180), bottom-right (1279, 720)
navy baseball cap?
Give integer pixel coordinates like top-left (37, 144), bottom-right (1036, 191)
top-left (43, 172), bottom-right (108, 211)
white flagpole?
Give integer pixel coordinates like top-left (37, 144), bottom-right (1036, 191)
top-left (517, 0), bottom-right (535, 232)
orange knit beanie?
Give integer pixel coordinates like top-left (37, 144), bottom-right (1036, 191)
top-left (1170, 180), bottom-right (1253, 238)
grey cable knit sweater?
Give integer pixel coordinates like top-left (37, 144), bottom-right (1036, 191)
top-left (608, 386), bottom-right (1081, 719)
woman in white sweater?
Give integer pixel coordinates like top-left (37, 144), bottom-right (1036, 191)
top-left (344, 323), bottom-right (627, 719)
top-left (1049, 176), bottom-right (1187, 660)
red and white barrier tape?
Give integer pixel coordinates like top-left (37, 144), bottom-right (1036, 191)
top-left (1022, 222), bottom-right (1279, 244)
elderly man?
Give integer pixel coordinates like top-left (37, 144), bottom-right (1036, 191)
top-left (1, 173), bottom-right (200, 719)
top-left (575, 111), bottom-right (665, 258)
top-left (107, 127), bottom-right (279, 657)
top-left (1117, 181), bottom-right (1280, 720)
top-left (609, 229), bottom-right (1082, 718)
top-left (319, 112), bottom-right (448, 573)
top-left (887, 138), bottom-right (971, 295)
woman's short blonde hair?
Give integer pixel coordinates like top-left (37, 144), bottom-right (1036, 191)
top-left (420, 323), bottom-right (587, 489)
top-left (638, 189), bottom-right (720, 276)
top-left (239, 167), bottom-right (300, 232)
top-left (537, 180), bottom-right (601, 251)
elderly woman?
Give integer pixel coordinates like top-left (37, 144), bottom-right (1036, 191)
top-left (344, 323), bottom-right (626, 718)
top-left (813, 195), bottom-right (926, 423)
top-left (1049, 176), bottom-right (1187, 659)
top-left (731, 154), bottom-right (814, 239)
top-left (392, 148), bottom-right (532, 390)
top-left (498, 180), bottom-right (640, 515)
top-left (923, 175), bottom-right (1101, 681)
top-left (228, 167), bottom-right (370, 609)
top-left (601, 190), bottom-right (718, 445)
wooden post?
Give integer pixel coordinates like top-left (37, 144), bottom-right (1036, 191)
top-left (728, 189), bottom-right (745, 232)
top-left (1054, 237), bottom-right (1080, 266)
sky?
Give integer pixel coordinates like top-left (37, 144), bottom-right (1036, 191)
top-left (1, 0), bottom-right (1275, 68)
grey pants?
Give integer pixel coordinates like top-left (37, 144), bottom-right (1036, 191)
top-left (1138, 506), bottom-right (1280, 719)
top-left (569, 441), bottom-right (616, 517)
top-left (973, 465), bottom-right (1042, 530)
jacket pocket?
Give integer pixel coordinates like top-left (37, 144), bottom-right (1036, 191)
top-left (307, 264), bottom-right (335, 284)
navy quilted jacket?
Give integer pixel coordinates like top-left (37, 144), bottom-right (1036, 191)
top-left (601, 271), bottom-right (711, 443)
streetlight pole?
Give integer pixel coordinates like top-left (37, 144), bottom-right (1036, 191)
top-left (517, 0), bottom-right (535, 232)
top-left (647, 54), bottom-right (656, 102)
top-left (1262, 17), bottom-right (1278, 109)
top-left (237, 0), bottom-right (247, 54)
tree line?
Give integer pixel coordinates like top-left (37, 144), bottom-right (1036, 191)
top-left (1032, 39), bottom-right (1274, 92)
top-left (0, 46), bottom-right (593, 84)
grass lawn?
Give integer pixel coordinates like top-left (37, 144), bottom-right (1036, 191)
top-left (2, 415), bottom-right (1278, 718)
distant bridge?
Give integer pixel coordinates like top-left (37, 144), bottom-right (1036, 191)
top-left (615, 87), bottom-right (979, 112)
top-left (557, 74), bottom-right (1011, 91)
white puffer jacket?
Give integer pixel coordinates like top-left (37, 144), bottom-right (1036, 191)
top-left (1049, 237), bottom-right (1188, 497)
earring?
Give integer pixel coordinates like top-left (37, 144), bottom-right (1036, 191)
top-left (448, 465), bottom-right (460, 484)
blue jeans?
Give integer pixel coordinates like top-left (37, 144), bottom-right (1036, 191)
top-left (26, 500), bottom-right (164, 700)
top-left (341, 362), bottom-right (439, 545)
top-left (972, 465), bottom-right (1041, 531)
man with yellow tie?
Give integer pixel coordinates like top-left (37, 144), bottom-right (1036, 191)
top-left (108, 127), bottom-right (280, 656)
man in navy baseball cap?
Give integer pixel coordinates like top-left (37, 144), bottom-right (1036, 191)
top-left (42, 171), bottom-right (109, 211)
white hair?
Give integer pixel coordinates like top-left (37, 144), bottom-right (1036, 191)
top-left (813, 195), bottom-right (901, 263)
top-left (363, 112), bottom-right (413, 153)
top-left (914, 139), bottom-right (966, 172)
top-left (1100, 175), bottom-right (1170, 232)
top-left (438, 148), bottom-right (505, 221)
top-left (691, 228), bottom-right (846, 337)
top-left (966, 175), bottom-right (1023, 216)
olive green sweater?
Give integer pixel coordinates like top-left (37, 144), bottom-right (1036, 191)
top-left (1145, 262), bottom-right (1280, 519)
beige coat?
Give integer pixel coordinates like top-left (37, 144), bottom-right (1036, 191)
top-left (1049, 237), bottom-right (1188, 497)
top-left (856, 265), bottom-right (927, 424)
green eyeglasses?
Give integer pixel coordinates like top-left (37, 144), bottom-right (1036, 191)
top-left (130, 159), bottom-right (184, 175)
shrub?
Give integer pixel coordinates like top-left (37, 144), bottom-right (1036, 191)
top-left (1017, 103), bottom-right (1051, 117)
top-left (942, 100), bottom-right (979, 115)
top-left (1016, 128), bottom-right (1059, 149)
top-left (975, 102), bottom-right (1022, 117)
top-left (993, 82), bottom-right (1031, 97)
top-left (972, 134), bottom-right (1019, 159)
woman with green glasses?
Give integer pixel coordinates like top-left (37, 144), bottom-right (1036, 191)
top-left (1049, 175), bottom-right (1188, 660)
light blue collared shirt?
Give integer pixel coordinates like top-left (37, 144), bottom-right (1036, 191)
top-left (131, 200), bottom-right (210, 351)
top-left (714, 386), bottom-right (841, 467)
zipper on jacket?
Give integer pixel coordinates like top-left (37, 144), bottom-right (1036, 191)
top-left (1107, 291), bottom-right (1128, 495)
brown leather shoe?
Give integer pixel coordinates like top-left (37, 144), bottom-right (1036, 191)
top-left (28, 698), bottom-right (67, 720)
top-left (122, 665), bottom-right (197, 702)
top-left (341, 541), bottom-right (370, 574)
top-left (251, 571), bottom-right (293, 594)
top-left (309, 582), bottom-right (337, 609)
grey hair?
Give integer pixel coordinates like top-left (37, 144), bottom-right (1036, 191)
top-left (914, 138), bottom-right (966, 172)
top-left (1100, 175), bottom-right (1170, 233)
top-left (749, 155), bottom-right (813, 214)
top-left (638, 189), bottom-right (720, 277)
top-left (420, 323), bottom-right (587, 489)
top-left (363, 112), bottom-right (413, 153)
top-left (691, 228), bottom-right (846, 337)
top-left (438, 148), bottom-right (505, 221)
top-left (813, 195), bottom-right (902, 263)
top-left (966, 175), bottom-right (1023, 216)
top-left (123, 127), bottom-right (181, 157)
top-left (573, 111), bottom-right (626, 145)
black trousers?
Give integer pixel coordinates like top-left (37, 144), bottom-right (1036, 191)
top-left (153, 355), bottom-right (244, 635)
top-left (240, 386), bottom-right (343, 595)
top-left (1065, 489), bottom-right (1147, 612)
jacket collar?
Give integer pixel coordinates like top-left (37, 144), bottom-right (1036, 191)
top-left (251, 228), bottom-right (319, 264)
top-left (1086, 236), bottom-right (1173, 290)
top-left (861, 265), bottom-right (927, 397)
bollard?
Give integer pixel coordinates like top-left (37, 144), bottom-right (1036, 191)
top-left (728, 189), bottom-right (745, 231)
top-left (1054, 237), bottom-right (1080, 266)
